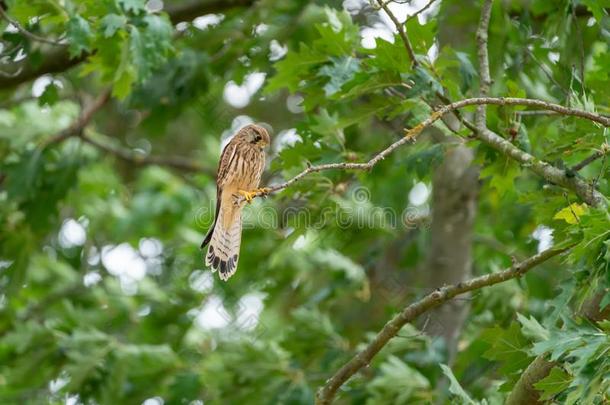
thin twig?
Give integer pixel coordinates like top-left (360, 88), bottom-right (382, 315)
top-left (473, 235), bottom-right (526, 262)
top-left (524, 48), bottom-right (570, 97)
top-left (375, 0), bottom-right (418, 67)
top-left (250, 97), bottom-right (609, 206)
top-left (80, 132), bottom-right (213, 175)
top-left (406, 0), bottom-right (438, 22)
top-left (38, 90), bottom-right (213, 176)
top-left (377, 0), bottom-right (413, 7)
top-left (40, 90), bottom-right (111, 148)
top-left (434, 91), bottom-right (478, 132)
top-left (0, 5), bottom-right (65, 46)
top-left (378, 3), bottom-right (475, 133)
top-left (315, 246), bottom-right (570, 404)
top-left (571, 146), bottom-right (609, 172)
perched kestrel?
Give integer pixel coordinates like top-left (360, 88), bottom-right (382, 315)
top-left (201, 124), bottom-right (270, 281)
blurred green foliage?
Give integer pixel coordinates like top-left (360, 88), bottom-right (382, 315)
top-left (0, 0), bottom-right (609, 403)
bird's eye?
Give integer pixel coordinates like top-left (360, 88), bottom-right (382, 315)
top-left (254, 134), bottom-right (262, 142)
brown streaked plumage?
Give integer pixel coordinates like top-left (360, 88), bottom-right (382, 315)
top-left (201, 124), bottom-right (270, 281)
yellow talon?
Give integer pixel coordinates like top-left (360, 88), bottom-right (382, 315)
top-left (237, 189), bottom-right (256, 203)
top-left (237, 188), bottom-right (271, 203)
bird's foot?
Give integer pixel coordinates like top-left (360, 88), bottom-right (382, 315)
top-left (237, 189), bottom-right (257, 204)
top-left (236, 188), bottom-right (272, 204)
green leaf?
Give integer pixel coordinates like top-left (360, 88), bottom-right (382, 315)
top-left (67, 15), bottom-right (92, 57)
top-left (440, 364), bottom-right (477, 404)
top-left (517, 313), bottom-right (549, 342)
top-left (482, 323), bottom-right (531, 374)
top-left (337, 100), bottom-right (390, 129)
top-left (266, 44), bottom-right (327, 93)
top-left (455, 51), bottom-right (477, 94)
top-left (368, 356), bottom-right (430, 401)
top-left (119, 0), bottom-right (146, 13)
top-left (100, 14), bottom-right (127, 38)
top-left (403, 66), bottom-right (443, 98)
top-left (533, 367), bottom-right (572, 400)
top-left (317, 56), bottom-right (360, 96)
top-left (168, 372), bottom-right (203, 403)
top-left (506, 80), bottom-right (526, 99)
top-left (404, 143), bottom-right (444, 178)
top-left (116, 344), bottom-right (179, 375)
top-left (568, 208), bottom-right (610, 264)
top-left (314, 7), bottom-right (359, 56)
top-left (132, 15), bottom-right (173, 79)
top-left (7, 1), bottom-right (62, 25)
top-left (340, 70), bottom-right (402, 99)
top-left (388, 98), bottom-right (432, 122)
top-left (113, 38), bottom-right (136, 99)
top-left (405, 17), bottom-right (436, 55)
top-left (368, 35), bottom-right (412, 73)
top-left (480, 155), bottom-right (521, 195)
top-left (38, 82), bottom-right (59, 106)
top-left (143, 14), bottom-right (173, 45)
top-left (553, 203), bottom-right (588, 225)
top-left (113, 65), bottom-right (136, 99)
top-left (532, 329), bottom-right (583, 361)
top-left (310, 108), bottom-right (340, 135)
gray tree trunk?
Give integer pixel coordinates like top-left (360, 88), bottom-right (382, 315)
top-left (423, 144), bottom-right (478, 364)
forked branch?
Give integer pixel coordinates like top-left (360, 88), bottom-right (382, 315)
top-left (253, 97), bottom-right (609, 207)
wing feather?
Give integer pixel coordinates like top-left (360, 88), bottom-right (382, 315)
top-left (200, 140), bottom-right (238, 248)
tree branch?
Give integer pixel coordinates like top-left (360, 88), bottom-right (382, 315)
top-left (406, 0), bottom-right (438, 22)
top-left (377, 1), bottom-right (478, 133)
top-left (0, 4), bottom-right (65, 46)
top-left (40, 90), bottom-right (111, 148)
top-left (475, 125), bottom-right (605, 206)
top-left (0, 0), bottom-right (255, 89)
top-left (570, 147), bottom-right (609, 172)
top-left (39, 90), bottom-right (213, 176)
top-left (0, 46), bottom-right (86, 89)
top-left (506, 356), bottom-right (556, 405)
top-left (466, 1), bottom-right (605, 210)
top-left (253, 97), bottom-right (609, 207)
top-left (80, 132), bottom-right (213, 175)
top-left (315, 246), bottom-right (570, 404)
top-left (375, 0), bottom-right (418, 67)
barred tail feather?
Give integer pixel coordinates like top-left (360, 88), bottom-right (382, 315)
top-left (205, 206), bottom-right (242, 281)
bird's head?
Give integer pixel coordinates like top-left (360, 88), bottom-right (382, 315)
top-left (239, 124), bottom-right (270, 149)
